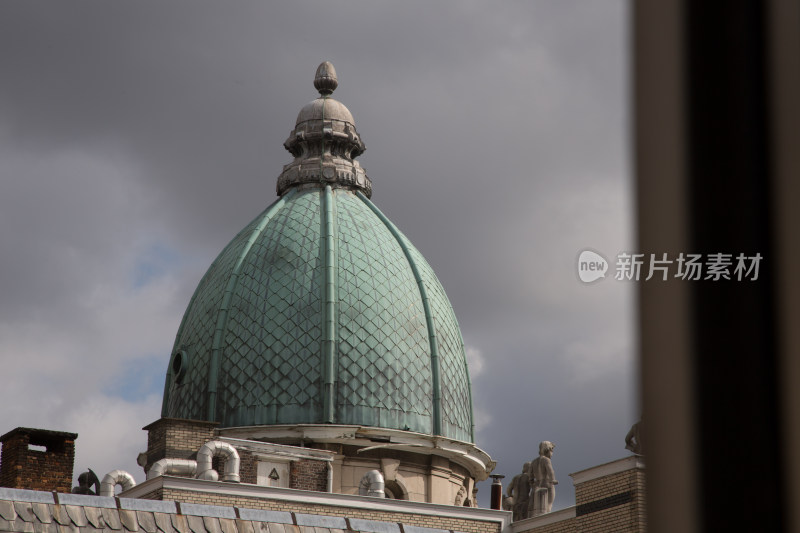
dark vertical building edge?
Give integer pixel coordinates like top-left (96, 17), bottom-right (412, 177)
top-left (685, 1), bottom-right (784, 530)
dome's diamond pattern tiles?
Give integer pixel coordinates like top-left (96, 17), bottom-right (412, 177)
top-left (162, 186), bottom-right (472, 440)
top-left (336, 191), bottom-right (433, 433)
top-left (218, 189), bottom-right (324, 426)
top-left (404, 239), bottom-right (473, 443)
top-left (166, 213), bottom-right (266, 420)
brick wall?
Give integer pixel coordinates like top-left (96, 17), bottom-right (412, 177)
top-left (143, 418), bottom-right (218, 473)
top-left (0, 428), bottom-right (76, 493)
top-left (526, 518), bottom-right (577, 533)
top-left (290, 459), bottom-right (328, 492)
top-left (573, 465), bottom-right (646, 533)
top-left (514, 458), bottom-right (646, 533)
top-left (158, 487), bottom-right (502, 533)
top-left (144, 420), bottom-right (333, 492)
top-left (208, 449), bottom-right (258, 485)
top-left (237, 450), bottom-right (258, 485)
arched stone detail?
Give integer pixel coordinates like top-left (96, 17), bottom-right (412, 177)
top-left (383, 475), bottom-right (409, 500)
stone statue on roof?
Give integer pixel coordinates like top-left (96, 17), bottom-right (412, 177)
top-left (528, 441), bottom-right (557, 517)
top-left (504, 462), bottom-right (531, 521)
top-left (625, 417), bottom-right (644, 455)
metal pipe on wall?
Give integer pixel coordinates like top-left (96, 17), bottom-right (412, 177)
top-left (99, 470), bottom-right (136, 497)
top-left (196, 440), bottom-right (240, 482)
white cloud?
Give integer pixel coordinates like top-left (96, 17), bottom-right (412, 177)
top-left (471, 404), bottom-right (492, 445)
top-left (465, 344), bottom-right (486, 378)
top-left (65, 393), bottom-right (161, 487)
top-left (0, 146), bottom-right (191, 477)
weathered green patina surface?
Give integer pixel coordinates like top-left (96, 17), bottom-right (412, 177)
top-left (163, 187), bottom-right (473, 443)
top-left (162, 62), bottom-right (473, 443)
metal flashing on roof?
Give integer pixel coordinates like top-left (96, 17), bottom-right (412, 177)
top-left (235, 507), bottom-right (293, 524)
top-left (348, 518), bottom-right (402, 533)
top-left (57, 493), bottom-right (116, 509)
top-left (0, 488), bottom-right (53, 504)
top-left (117, 498), bottom-right (177, 513)
top-left (180, 502), bottom-right (237, 519)
top-left (294, 513), bottom-right (347, 528)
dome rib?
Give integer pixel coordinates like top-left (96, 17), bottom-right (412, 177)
top-left (322, 185), bottom-right (337, 423)
top-left (356, 191), bottom-right (443, 436)
top-left (206, 188), bottom-right (298, 420)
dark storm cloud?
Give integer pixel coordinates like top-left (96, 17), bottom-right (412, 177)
top-left (0, 1), bottom-right (632, 509)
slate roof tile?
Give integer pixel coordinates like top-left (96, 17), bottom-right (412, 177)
top-left (83, 507), bottom-right (102, 529)
top-left (219, 518), bottom-right (237, 533)
top-left (234, 520), bottom-right (254, 533)
top-left (169, 514), bottom-right (189, 533)
top-left (10, 518), bottom-right (34, 532)
top-left (118, 510), bottom-right (138, 532)
top-left (65, 506), bottom-right (87, 527)
top-left (0, 501), bottom-right (15, 522)
top-left (14, 502), bottom-right (35, 522)
top-left (51, 507), bottom-right (71, 526)
top-left (101, 508), bottom-right (122, 531)
top-left (32, 504), bottom-right (52, 524)
top-left (0, 492), bottom-right (501, 533)
top-left (35, 520), bottom-right (59, 533)
top-left (137, 512), bottom-right (157, 533)
top-left (203, 517), bottom-right (222, 533)
top-left (186, 515), bottom-right (205, 533)
top-left (153, 512), bottom-right (174, 533)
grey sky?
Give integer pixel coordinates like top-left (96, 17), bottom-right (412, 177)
top-left (0, 1), bottom-right (633, 509)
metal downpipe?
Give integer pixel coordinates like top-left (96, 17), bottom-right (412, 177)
top-left (196, 440), bottom-right (241, 482)
top-left (99, 470), bottom-right (136, 497)
top-left (358, 469), bottom-right (386, 498)
top-left (146, 458), bottom-right (198, 480)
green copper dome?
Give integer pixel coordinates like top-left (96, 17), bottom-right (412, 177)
top-left (161, 63), bottom-right (474, 443)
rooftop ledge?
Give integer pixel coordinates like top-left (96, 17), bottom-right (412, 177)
top-left (569, 455), bottom-right (645, 485)
top-left (510, 506), bottom-right (576, 533)
top-left (121, 475), bottom-right (511, 527)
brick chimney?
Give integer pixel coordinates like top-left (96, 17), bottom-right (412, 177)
top-left (0, 427), bottom-right (77, 493)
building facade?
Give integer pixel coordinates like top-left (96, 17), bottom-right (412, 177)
top-left (0, 63), bottom-right (645, 533)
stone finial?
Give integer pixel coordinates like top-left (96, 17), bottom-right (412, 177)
top-left (277, 62), bottom-right (371, 197)
top-left (314, 61), bottom-right (338, 95)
